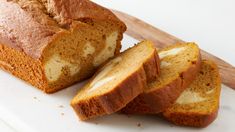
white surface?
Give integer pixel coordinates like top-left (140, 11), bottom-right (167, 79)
top-left (1, 0), bottom-right (235, 132)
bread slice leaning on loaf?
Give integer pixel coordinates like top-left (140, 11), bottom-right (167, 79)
top-left (71, 40), bottom-right (160, 120)
top-left (0, 0), bottom-right (126, 93)
top-left (163, 60), bottom-right (221, 127)
top-left (122, 43), bottom-right (201, 114)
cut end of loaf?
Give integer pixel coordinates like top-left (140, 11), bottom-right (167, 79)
top-left (44, 54), bottom-right (81, 82)
top-left (163, 60), bottom-right (221, 127)
top-left (71, 40), bottom-right (160, 120)
top-left (93, 31), bottom-right (119, 66)
top-left (41, 20), bottom-right (124, 93)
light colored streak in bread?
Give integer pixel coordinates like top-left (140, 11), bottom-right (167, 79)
top-left (159, 47), bottom-right (185, 59)
top-left (93, 31), bottom-right (118, 66)
top-left (44, 54), bottom-right (80, 82)
top-left (88, 76), bottom-right (115, 92)
top-left (206, 89), bottom-right (215, 94)
top-left (89, 57), bottom-right (122, 91)
top-left (160, 61), bottom-right (171, 68)
top-left (176, 90), bottom-right (206, 105)
top-left (82, 42), bottom-right (95, 57)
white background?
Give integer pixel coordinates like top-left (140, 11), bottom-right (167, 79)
top-left (1, 0), bottom-right (235, 131)
top-left (94, 0), bottom-right (235, 65)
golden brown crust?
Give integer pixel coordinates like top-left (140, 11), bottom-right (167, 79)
top-left (0, 0), bottom-right (59, 59)
top-left (45, 0), bottom-right (126, 26)
top-left (163, 109), bottom-right (219, 128)
top-left (0, 44), bottom-right (46, 90)
top-left (143, 50), bottom-right (161, 83)
top-left (71, 46), bottom-right (160, 120)
top-left (0, 0), bottom-right (126, 59)
top-left (121, 51), bottom-right (202, 114)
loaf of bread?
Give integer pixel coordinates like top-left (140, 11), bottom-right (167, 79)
top-left (163, 60), bottom-right (221, 127)
top-left (0, 0), bottom-right (126, 93)
top-left (122, 43), bottom-right (201, 114)
top-left (71, 41), bottom-right (160, 120)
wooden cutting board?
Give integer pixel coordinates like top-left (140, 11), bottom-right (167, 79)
top-left (112, 10), bottom-right (235, 90)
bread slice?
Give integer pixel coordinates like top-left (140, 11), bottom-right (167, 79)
top-left (0, 0), bottom-right (126, 93)
top-left (122, 43), bottom-right (201, 114)
top-left (163, 60), bottom-right (221, 127)
top-left (71, 40), bottom-right (160, 120)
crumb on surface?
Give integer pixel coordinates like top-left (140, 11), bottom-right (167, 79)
top-left (58, 105), bottom-right (64, 108)
top-left (169, 124), bottom-right (175, 127)
top-left (33, 96), bottom-right (40, 101)
top-left (137, 123), bottom-right (141, 127)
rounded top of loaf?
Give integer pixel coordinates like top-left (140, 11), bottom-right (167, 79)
top-left (45, 0), bottom-right (124, 26)
top-left (0, 0), bottom-right (126, 59)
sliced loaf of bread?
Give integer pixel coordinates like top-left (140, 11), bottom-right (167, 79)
top-left (71, 40), bottom-right (160, 120)
top-left (122, 43), bottom-right (201, 114)
top-left (163, 60), bottom-right (221, 127)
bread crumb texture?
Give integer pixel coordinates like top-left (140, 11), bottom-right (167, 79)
top-left (163, 60), bottom-right (221, 127)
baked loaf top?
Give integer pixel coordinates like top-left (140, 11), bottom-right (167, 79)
top-left (0, 0), bottom-right (126, 59)
top-left (122, 43), bottom-right (201, 114)
top-left (163, 60), bottom-right (221, 127)
top-left (71, 40), bottom-right (160, 120)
